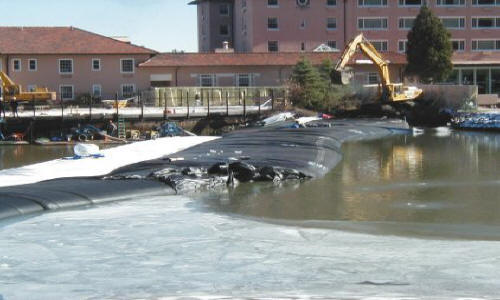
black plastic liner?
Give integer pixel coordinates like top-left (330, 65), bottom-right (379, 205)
top-left (0, 119), bottom-right (409, 221)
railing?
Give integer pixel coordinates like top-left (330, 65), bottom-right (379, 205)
top-left (3, 87), bottom-right (288, 120)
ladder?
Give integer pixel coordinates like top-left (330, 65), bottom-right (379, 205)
top-left (117, 116), bottom-right (126, 140)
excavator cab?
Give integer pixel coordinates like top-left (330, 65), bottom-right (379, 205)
top-left (335, 33), bottom-right (422, 102)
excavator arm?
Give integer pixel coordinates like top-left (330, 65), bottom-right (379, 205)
top-left (335, 33), bottom-right (422, 102)
top-left (0, 71), bottom-right (55, 102)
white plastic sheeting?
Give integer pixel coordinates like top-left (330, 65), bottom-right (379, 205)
top-left (0, 136), bottom-right (218, 188)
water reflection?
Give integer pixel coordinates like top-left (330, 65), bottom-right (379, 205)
top-left (202, 130), bottom-right (500, 239)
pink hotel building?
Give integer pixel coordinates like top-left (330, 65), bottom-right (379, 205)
top-left (192, 0), bottom-right (500, 95)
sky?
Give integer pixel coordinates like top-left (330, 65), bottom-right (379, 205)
top-left (0, 0), bottom-right (198, 52)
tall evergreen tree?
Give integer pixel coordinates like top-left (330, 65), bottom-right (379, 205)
top-left (406, 5), bottom-right (453, 83)
top-left (290, 58), bottom-right (327, 109)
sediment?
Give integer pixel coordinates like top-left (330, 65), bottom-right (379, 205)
top-left (0, 119), bottom-right (409, 222)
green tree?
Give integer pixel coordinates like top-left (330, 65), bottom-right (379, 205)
top-left (406, 5), bottom-right (453, 83)
top-left (289, 58), bottom-right (327, 109)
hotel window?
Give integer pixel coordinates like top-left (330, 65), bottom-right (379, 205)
top-left (219, 4), bottom-right (229, 16)
top-left (59, 59), bottom-right (73, 74)
top-left (472, 40), bottom-right (500, 51)
top-left (452, 40), bottom-right (465, 51)
top-left (237, 74), bottom-right (251, 87)
top-left (472, 17), bottom-right (500, 29)
top-left (301, 42), bottom-right (306, 51)
top-left (327, 40), bottom-right (337, 49)
top-left (200, 74), bottom-right (215, 87)
top-left (13, 59), bottom-right (21, 72)
top-left (268, 41), bottom-right (279, 52)
top-left (472, 0), bottom-right (500, 5)
top-left (92, 84), bottom-right (102, 98)
top-left (370, 40), bottom-right (388, 52)
top-left (327, 18), bottom-right (337, 30)
top-left (220, 24), bottom-right (230, 36)
top-left (399, 0), bottom-right (422, 6)
top-left (268, 0), bottom-right (279, 7)
top-left (358, 0), bottom-right (387, 6)
top-left (358, 18), bottom-right (388, 30)
top-left (268, 17), bottom-right (279, 30)
top-left (121, 84), bottom-right (135, 98)
top-left (60, 85), bottom-right (74, 100)
top-left (436, 0), bottom-right (465, 5)
top-left (327, 0), bottom-right (337, 6)
top-left (120, 59), bottom-right (134, 73)
top-left (92, 59), bottom-right (101, 71)
top-left (28, 59), bottom-right (37, 71)
top-left (440, 17), bottom-right (465, 29)
top-left (398, 40), bottom-right (408, 53)
top-left (399, 17), bottom-right (415, 30)
top-left (367, 73), bottom-right (379, 84)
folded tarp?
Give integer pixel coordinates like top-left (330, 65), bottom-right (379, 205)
top-left (0, 119), bottom-right (409, 222)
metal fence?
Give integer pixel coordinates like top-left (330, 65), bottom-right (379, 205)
top-left (4, 87), bottom-right (287, 120)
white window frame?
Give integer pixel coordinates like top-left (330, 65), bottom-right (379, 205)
top-left (327, 17), bottom-right (337, 30)
top-left (92, 58), bottom-right (101, 71)
top-left (367, 72), bottom-right (380, 84)
top-left (59, 85), bottom-right (74, 101)
top-left (92, 84), bottom-right (102, 98)
top-left (12, 59), bottom-right (21, 72)
top-left (237, 74), bottom-right (252, 87)
top-left (267, 0), bottom-right (279, 7)
top-left (326, 0), bottom-right (337, 7)
top-left (199, 74), bottom-right (216, 87)
top-left (58, 58), bottom-right (73, 74)
top-left (358, 0), bottom-right (387, 7)
top-left (327, 40), bottom-right (337, 49)
top-left (28, 59), bottom-right (37, 72)
top-left (472, 39), bottom-right (500, 51)
top-left (120, 58), bottom-right (135, 74)
top-left (369, 40), bottom-right (389, 52)
top-left (472, 0), bottom-right (500, 6)
top-left (398, 17), bottom-right (416, 30)
top-left (219, 3), bottom-right (230, 16)
top-left (471, 16), bottom-right (500, 29)
top-left (121, 84), bottom-right (136, 98)
top-left (398, 0), bottom-right (423, 6)
top-left (436, 0), bottom-right (465, 6)
top-left (451, 39), bottom-right (466, 52)
top-left (398, 39), bottom-right (408, 53)
top-left (440, 16), bottom-right (466, 30)
top-left (268, 17), bottom-right (279, 31)
top-left (357, 17), bottom-right (388, 31)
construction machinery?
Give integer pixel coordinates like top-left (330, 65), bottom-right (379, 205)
top-left (0, 71), bottom-right (56, 102)
top-left (335, 33), bottom-right (422, 102)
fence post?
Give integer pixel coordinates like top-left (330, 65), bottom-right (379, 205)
top-left (207, 88), bottom-right (211, 118)
top-left (226, 90), bottom-right (229, 116)
top-left (89, 95), bottom-right (93, 121)
top-left (32, 95), bottom-right (36, 118)
top-left (271, 89), bottom-right (275, 111)
top-left (140, 94), bottom-right (144, 121)
top-left (258, 90), bottom-right (261, 117)
top-left (243, 90), bottom-right (246, 120)
top-left (115, 92), bottom-right (119, 121)
top-left (186, 90), bottom-right (190, 119)
top-left (164, 90), bottom-right (168, 121)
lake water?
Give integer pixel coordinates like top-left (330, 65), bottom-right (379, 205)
top-left (0, 129), bottom-right (500, 298)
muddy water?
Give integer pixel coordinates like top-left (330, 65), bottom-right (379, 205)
top-left (204, 129), bottom-right (500, 239)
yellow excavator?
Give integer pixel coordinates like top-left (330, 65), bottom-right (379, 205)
top-left (335, 33), bottom-right (422, 102)
top-left (0, 71), bottom-right (56, 102)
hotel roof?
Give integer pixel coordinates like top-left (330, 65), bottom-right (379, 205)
top-left (0, 27), bottom-right (156, 55)
top-left (140, 52), bottom-right (408, 67)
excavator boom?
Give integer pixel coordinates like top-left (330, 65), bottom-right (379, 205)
top-left (335, 33), bottom-right (422, 102)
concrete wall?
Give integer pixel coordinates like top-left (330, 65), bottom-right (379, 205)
top-left (1, 54), bottom-right (151, 100)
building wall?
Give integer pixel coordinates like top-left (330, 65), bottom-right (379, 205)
top-left (197, 0), bottom-right (500, 54)
top-left (142, 63), bottom-right (402, 87)
top-left (1, 54), bottom-right (151, 100)
top-left (198, 0), bottom-right (234, 52)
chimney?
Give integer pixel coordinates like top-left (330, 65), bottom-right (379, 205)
top-left (223, 41), bottom-right (229, 50)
